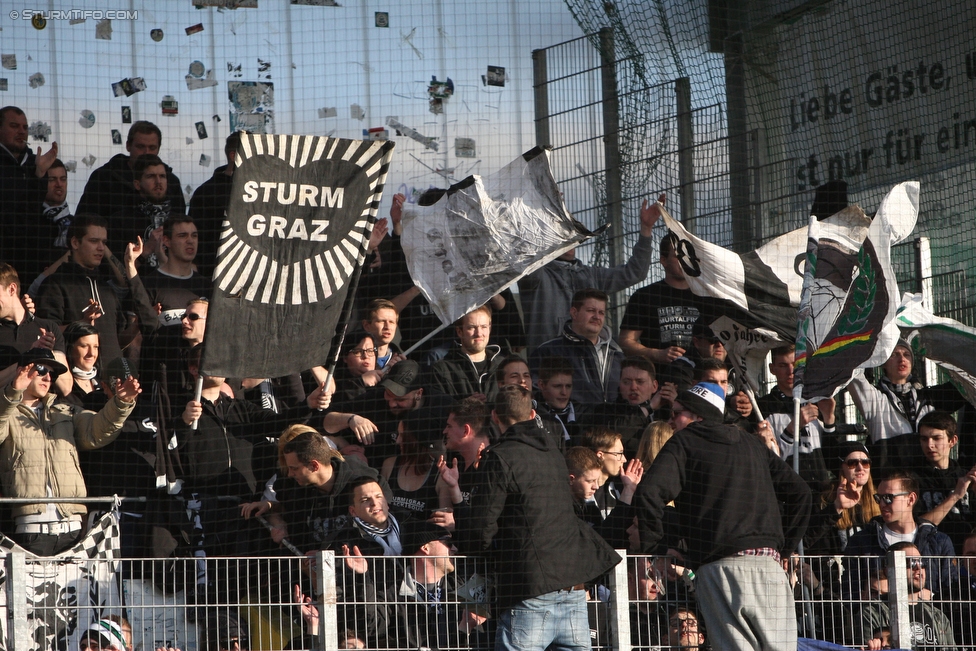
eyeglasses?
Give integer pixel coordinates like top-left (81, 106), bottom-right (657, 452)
top-left (183, 312), bottom-right (206, 321)
top-left (349, 347), bottom-right (378, 359)
top-left (844, 458), bottom-right (872, 468)
top-left (873, 492), bottom-right (911, 505)
top-left (601, 450), bottom-right (625, 458)
top-left (670, 617), bottom-right (699, 630)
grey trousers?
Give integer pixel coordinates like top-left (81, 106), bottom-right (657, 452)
top-left (695, 554), bottom-right (797, 651)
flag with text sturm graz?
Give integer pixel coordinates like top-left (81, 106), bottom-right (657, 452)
top-left (202, 134), bottom-right (395, 378)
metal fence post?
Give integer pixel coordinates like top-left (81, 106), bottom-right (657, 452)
top-left (675, 77), bottom-right (696, 231)
top-left (885, 549), bottom-right (912, 648)
top-left (532, 48), bottom-right (550, 149)
top-left (316, 550), bottom-right (338, 651)
top-left (5, 550), bottom-right (27, 651)
top-left (607, 550), bottom-right (631, 651)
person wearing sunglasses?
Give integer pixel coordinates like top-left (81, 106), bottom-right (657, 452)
top-left (806, 443), bottom-right (881, 557)
top-left (845, 471), bottom-right (956, 599)
top-left (0, 348), bottom-right (140, 555)
top-left (855, 542), bottom-right (958, 650)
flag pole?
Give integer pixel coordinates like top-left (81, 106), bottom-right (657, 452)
top-left (317, 218), bottom-right (380, 394)
top-left (403, 323), bottom-right (450, 357)
top-left (190, 376), bottom-right (203, 430)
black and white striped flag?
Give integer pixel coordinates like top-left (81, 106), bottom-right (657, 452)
top-left (202, 134), bottom-right (395, 378)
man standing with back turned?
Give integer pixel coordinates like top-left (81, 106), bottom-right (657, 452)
top-left (635, 381), bottom-right (811, 650)
top-left (456, 384), bottom-right (620, 651)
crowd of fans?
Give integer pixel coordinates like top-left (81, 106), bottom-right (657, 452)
top-left (2, 107), bottom-right (976, 650)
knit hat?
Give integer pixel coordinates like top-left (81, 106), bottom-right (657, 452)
top-left (894, 338), bottom-right (914, 365)
top-left (676, 382), bottom-right (726, 423)
top-left (81, 619), bottom-right (128, 651)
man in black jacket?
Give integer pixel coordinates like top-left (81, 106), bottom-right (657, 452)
top-left (0, 105), bottom-right (60, 286)
top-left (456, 384), bottom-right (620, 651)
top-left (76, 121), bottom-right (185, 221)
top-left (635, 381), bottom-right (811, 651)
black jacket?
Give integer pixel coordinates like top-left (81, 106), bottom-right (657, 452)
top-left (187, 165), bottom-right (234, 277)
top-left (428, 342), bottom-right (503, 401)
top-left (529, 321), bottom-right (623, 404)
top-left (274, 455), bottom-right (390, 552)
top-left (0, 144), bottom-right (52, 285)
top-left (455, 420), bottom-right (621, 609)
top-left (635, 419), bottom-right (812, 567)
top-left (35, 261), bottom-right (128, 364)
top-left (76, 154), bottom-right (185, 231)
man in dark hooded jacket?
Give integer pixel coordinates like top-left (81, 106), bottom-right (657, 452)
top-left (634, 381), bottom-right (811, 651)
top-left (455, 384), bottom-right (620, 651)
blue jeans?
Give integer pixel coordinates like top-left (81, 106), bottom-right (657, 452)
top-left (495, 589), bottom-right (590, 651)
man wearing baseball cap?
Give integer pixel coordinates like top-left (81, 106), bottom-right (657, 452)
top-left (322, 359), bottom-right (453, 466)
top-left (634, 381), bottom-right (811, 650)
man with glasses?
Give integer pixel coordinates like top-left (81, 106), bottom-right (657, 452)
top-left (665, 608), bottom-right (706, 650)
top-left (845, 471), bottom-right (955, 597)
top-left (634, 381), bottom-right (811, 650)
top-left (0, 349), bottom-right (140, 555)
top-left (855, 542), bottom-right (958, 650)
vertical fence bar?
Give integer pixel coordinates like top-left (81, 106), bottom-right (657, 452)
top-left (317, 550), bottom-right (338, 651)
top-left (914, 236), bottom-right (938, 387)
top-left (608, 550), bottom-right (632, 651)
top-left (886, 549), bottom-right (912, 648)
top-left (532, 48), bottom-right (551, 149)
top-left (599, 27), bottom-right (624, 269)
top-left (675, 77), bottom-right (696, 231)
top-left (6, 550), bottom-right (27, 651)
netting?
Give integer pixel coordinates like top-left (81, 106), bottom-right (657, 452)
top-left (1, 2), bottom-right (976, 650)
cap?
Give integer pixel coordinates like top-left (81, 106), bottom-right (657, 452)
top-left (103, 356), bottom-right (138, 383)
top-left (17, 348), bottom-right (68, 376)
top-left (380, 359), bottom-right (422, 397)
top-left (691, 320), bottom-right (720, 341)
top-left (399, 520), bottom-right (452, 555)
top-left (676, 382), bottom-right (726, 423)
top-left (837, 441), bottom-right (870, 463)
top-left (894, 338), bottom-right (915, 365)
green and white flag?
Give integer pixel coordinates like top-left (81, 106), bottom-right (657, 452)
top-left (897, 292), bottom-right (976, 406)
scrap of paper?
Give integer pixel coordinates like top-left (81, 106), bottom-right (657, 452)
top-left (317, 106), bottom-right (337, 118)
top-left (95, 19), bottom-right (112, 40)
top-left (385, 116), bottom-right (438, 151)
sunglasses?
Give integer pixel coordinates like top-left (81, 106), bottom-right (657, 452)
top-left (34, 364), bottom-right (59, 379)
top-left (873, 492), bottom-right (911, 505)
top-left (844, 458), bottom-right (872, 468)
top-left (907, 558), bottom-right (924, 570)
top-left (183, 312), bottom-right (206, 321)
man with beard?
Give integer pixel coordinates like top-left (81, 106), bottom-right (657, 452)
top-left (856, 542), bottom-right (958, 650)
top-left (111, 154), bottom-right (175, 267)
top-left (77, 121), bottom-right (184, 221)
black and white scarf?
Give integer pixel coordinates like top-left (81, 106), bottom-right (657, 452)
top-left (43, 201), bottom-right (73, 248)
top-left (354, 513), bottom-right (402, 556)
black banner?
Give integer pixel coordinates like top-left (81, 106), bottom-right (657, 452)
top-left (202, 134), bottom-right (395, 378)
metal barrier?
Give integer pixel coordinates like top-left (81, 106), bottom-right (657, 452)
top-left (3, 548), bottom-right (975, 651)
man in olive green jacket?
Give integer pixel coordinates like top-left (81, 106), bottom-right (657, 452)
top-left (0, 349), bottom-right (140, 555)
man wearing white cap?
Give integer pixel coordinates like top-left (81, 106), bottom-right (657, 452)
top-left (634, 381), bottom-right (811, 651)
